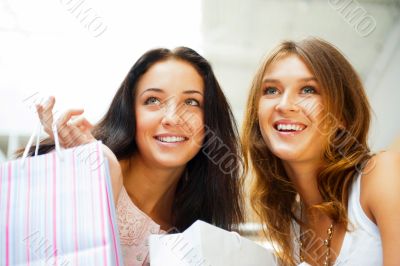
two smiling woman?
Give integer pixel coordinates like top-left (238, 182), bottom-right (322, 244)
top-left (33, 39), bottom-right (400, 266)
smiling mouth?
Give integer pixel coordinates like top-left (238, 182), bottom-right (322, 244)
top-left (155, 136), bottom-right (188, 143)
top-left (274, 123), bottom-right (307, 132)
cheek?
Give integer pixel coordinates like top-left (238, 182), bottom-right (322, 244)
top-left (182, 111), bottom-right (204, 133)
top-left (257, 112), bottom-right (271, 145)
top-left (257, 101), bottom-right (272, 128)
top-left (301, 98), bottom-right (324, 119)
top-left (134, 118), bottom-right (147, 144)
top-left (134, 108), bottom-right (144, 132)
top-left (135, 108), bottom-right (157, 135)
top-left (188, 114), bottom-right (205, 149)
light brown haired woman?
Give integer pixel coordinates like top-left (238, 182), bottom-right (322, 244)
top-left (242, 38), bottom-right (400, 265)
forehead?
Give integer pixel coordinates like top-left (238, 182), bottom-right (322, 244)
top-left (136, 59), bottom-right (204, 94)
top-left (263, 55), bottom-right (314, 80)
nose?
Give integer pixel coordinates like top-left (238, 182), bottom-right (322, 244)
top-left (161, 101), bottom-right (184, 126)
top-left (275, 92), bottom-right (300, 113)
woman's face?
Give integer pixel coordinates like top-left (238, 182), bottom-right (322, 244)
top-left (258, 55), bottom-right (329, 164)
top-left (134, 59), bottom-right (205, 169)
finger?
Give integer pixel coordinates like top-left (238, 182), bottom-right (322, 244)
top-left (41, 96), bottom-right (56, 122)
top-left (70, 118), bottom-right (96, 144)
top-left (43, 96), bottom-right (56, 110)
top-left (60, 127), bottom-right (81, 148)
top-left (36, 96), bottom-right (55, 113)
top-left (56, 109), bottom-right (84, 130)
top-left (59, 127), bottom-right (84, 148)
top-left (70, 116), bottom-right (93, 132)
top-left (35, 104), bottom-right (45, 124)
top-left (68, 126), bottom-right (91, 146)
top-left (36, 103), bottom-right (54, 138)
top-left (61, 125), bottom-right (93, 147)
top-left (35, 103), bottom-right (43, 116)
top-left (71, 119), bottom-right (96, 144)
top-left (58, 125), bottom-right (74, 148)
top-left (39, 97), bottom-right (56, 130)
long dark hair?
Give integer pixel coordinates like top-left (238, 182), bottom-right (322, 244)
top-left (19, 47), bottom-right (244, 231)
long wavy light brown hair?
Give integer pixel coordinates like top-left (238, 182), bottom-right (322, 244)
top-left (242, 38), bottom-right (372, 265)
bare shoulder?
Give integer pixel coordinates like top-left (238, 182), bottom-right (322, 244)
top-left (361, 151), bottom-right (400, 223)
top-left (362, 150), bottom-right (400, 181)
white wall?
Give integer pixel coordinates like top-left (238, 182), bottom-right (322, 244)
top-left (367, 19), bottom-right (400, 151)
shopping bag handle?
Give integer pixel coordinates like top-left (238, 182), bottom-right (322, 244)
top-left (21, 121), bottom-right (62, 162)
top-left (21, 121), bottom-right (41, 160)
top-left (52, 123), bottom-right (62, 157)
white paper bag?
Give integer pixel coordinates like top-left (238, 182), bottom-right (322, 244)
top-left (149, 220), bottom-right (276, 266)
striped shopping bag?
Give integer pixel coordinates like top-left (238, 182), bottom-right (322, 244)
top-left (0, 127), bottom-right (122, 266)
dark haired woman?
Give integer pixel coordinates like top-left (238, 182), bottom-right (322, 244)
top-left (242, 38), bottom-right (400, 265)
top-left (32, 47), bottom-right (244, 265)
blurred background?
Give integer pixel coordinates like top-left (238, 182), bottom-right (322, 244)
top-left (1, 0), bottom-right (399, 244)
top-left (1, 0), bottom-right (399, 161)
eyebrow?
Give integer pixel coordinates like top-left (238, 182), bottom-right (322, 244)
top-left (139, 88), bottom-right (203, 96)
top-left (182, 90), bottom-right (203, 96)
top-left (262, 77), bottom-right (318, 83)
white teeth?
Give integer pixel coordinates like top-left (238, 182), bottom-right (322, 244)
top-left (157, 136), bottom-right (186, 143)
top-left (276, 124), bottom-right (305, 131)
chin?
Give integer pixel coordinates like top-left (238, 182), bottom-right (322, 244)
top-left (269, 148), bottom-right (302, 162)
top-left (152, 155), bottom-right (192, 169)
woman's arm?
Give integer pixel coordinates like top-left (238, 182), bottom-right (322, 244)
top-left (363, 151), bottom-right (400, 266)
top-left (101, 144), bottom-right (123, 203)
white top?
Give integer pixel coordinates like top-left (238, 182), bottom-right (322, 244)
top-left (334, 172), bottom-right (382, 265)
top-left (293, 172), bottom-right (382, 265)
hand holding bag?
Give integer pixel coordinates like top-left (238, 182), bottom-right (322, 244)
top-left (0, 124), bottom-right (122, 266)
